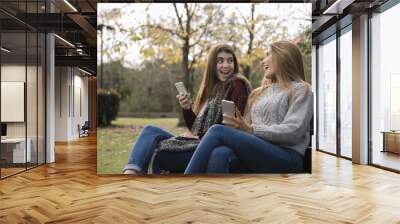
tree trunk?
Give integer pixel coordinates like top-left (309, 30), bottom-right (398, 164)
top-left (242, 65), bottom-right (251, 79)
top-left (178, 3), bottom-right (193, 127)
top-left (182, 42), bottom-right (191, 94)
top-left (242, 4), bottom-right (255, 80)
top-left (177, 38), bottom-right (191, 127)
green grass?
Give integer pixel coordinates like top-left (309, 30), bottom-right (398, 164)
top-left (97, 117), bottom-right (186, 174)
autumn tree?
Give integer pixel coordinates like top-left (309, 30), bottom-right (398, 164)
top-left (137, 3), bottom-right (225, 96)
top-left (98, 3), bottom-right (312, 118)
top-left (224, 4), bottom-right (290, 80)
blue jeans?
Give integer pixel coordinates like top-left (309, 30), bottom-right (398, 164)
top-left (153, 147), bottom-right (247, 174)
top-left (124, 125), bottom-right (247, 174)
top-left (123, 125), bottom-right (229, 174)
top-left (184, 124), bottom-right (304, 174)
top-left (206, 146), bottom-right (248, 173)
top-left (152, 150), bottom-right (194, 173)
top-left (124, 125), bottom-right (174, 173)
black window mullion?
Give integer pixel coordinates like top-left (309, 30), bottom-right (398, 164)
top-left (36, 0), bottom-right (39, 167)
top-left (315, 44), bottom-right (319, 151)
top-left (367, 10), bottom-right (373, 166)
top-left (44, 0), bottom-right (48, 165)
top-left (336, 28), bottom-right (341, 157)
top-left (25, 0), bottom-right (28, 171)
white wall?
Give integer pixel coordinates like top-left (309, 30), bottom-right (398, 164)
top-left (1, 82), bottom-right (25, 122)
top-left (1, 65), bottom-right (41, 137)
top-left (1, 63), bottom-right (46, 164)
top-left (1, 65), bottom-right (26, 139)
top-left (55, 67), bottom-right (89, 141)
top-left (55, 67), bottom-right (69, 141)
top-left (1, 65), bottom-right (26, 81)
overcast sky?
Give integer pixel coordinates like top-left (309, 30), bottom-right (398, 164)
top-left (98, 3), bottom-right (311, 67)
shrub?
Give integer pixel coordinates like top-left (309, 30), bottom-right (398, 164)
top-left (98, 89), bottom-right (120, 127)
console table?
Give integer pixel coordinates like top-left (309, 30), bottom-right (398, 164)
top-left (1, 138), bottom-right (32, 164)
top-left (381, 131), bottom-right (400, 154)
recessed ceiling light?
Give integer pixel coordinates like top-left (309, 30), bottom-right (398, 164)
top-left (78, 67), bottom-right (92, 76)
top-left (323, 0), bottom-right (355, 15)
top-left (63, 0), bottom-right (78, 12)
top-left (1, 47), bottom-right (11, 53)
top-left (54, 34), bottom-right (75, 48)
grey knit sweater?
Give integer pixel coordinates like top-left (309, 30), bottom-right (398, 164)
top-left (250, 81), bottom-right (313, 156)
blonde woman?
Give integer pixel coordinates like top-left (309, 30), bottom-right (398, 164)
top-left (185, 41), bottom-right (313, 174)
top-left (123, 44), bottom-right (251, 174)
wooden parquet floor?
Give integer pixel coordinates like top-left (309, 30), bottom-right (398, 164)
top-left (1, 135), bottom-right (400, 223)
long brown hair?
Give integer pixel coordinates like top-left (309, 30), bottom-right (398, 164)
top-left (193, 44), bottom-right (239, 114)
top-left (245, 41), bottom-right (308, 120)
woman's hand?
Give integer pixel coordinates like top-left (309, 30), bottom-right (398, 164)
top-left (180, 132), bottom-right (199, 139)
top-left (222, 107), bottom-right (253, 133)
top-left (176, 93), bottom-right (192, 110)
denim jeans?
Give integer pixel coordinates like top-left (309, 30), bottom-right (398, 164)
top-left (123, 125), bottom-right (227, 174)
top-left (124, 124), bottom-right (248, 174)
top-left (153, 147), bottom-right (247, 174)
top-left (124, 125), bottom-right (174, 173)
top-left (206, 146), bottom-right (248, 173)
top-left (184, 124), bottom-right (304, 174)
top-left (152, 150), bottom-right (194, 173)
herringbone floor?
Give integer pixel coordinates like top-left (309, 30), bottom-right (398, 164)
top-left (1, 135), bottom-right (400, 223)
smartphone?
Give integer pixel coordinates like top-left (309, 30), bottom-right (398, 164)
top-left (222, 100), bottom-right (235, 117)
top-left (174, 82), bottom-right (188, 95)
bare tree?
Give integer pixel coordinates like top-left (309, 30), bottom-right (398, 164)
top-left (140, 3), bottom-right (224, 95)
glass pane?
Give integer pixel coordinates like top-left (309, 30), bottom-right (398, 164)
top-left (1, 30), bottom-right (27, 177)
top-left (1, 1), bottom-right (46, 178)
top-left (38, 32), bottom-right (45, 165)
top-left (340, 28), bottom-right (352, 158)
top-left (27, 31), bottom-right (38, 169)
top-left (318, 36), bottom-right (337, 154)
top-left (371, 3), bottom-right (400, 171)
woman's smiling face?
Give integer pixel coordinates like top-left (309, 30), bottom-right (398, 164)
top-left (216, 51), bottom-right (234, 82)
top-left (261, 47), bottom-right (276, 80)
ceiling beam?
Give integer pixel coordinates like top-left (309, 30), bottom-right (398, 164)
top-left (312, 15), bottom-right (336, 33)
top-left (66, 13), bottom-right (96, 46)
top-left (322, 0), bottom-right (356, 15)
top-left (55, 55), bottom-right (96, 74)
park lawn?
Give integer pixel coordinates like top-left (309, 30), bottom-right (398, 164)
top-left (97, 117), bottom-right (186, 174)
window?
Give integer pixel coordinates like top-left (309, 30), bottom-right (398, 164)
top-left (0, 2), bottom-right (47, 179)
top-left (339, 27), bottom-right (352, 158)
top-left (317, 35), bottom-right (337, 154)
top-left (371, 2), bottom-right (400, 171)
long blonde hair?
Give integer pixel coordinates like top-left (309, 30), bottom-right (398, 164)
top-left (193, 44), bottom-right (239, 114)
top-left (245, 41), bottom-right (308, 119)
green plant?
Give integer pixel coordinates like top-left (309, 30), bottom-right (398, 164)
top-left (98, 89), bottom-right (120, 127)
